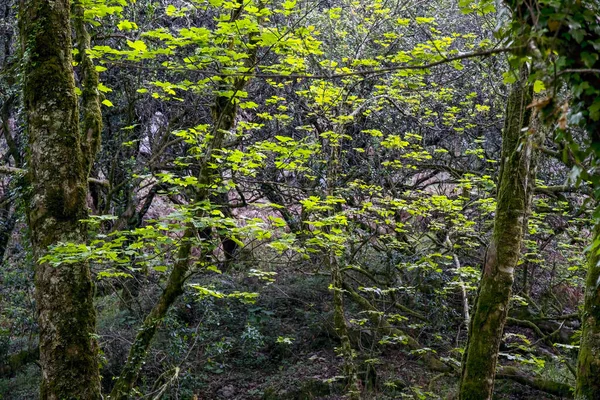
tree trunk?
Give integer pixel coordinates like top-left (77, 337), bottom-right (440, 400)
top-left (502, 3), bottom-right (600, 397)
top-left (458, 67), bottom-right (536, 399)
top-left (331, 256), bottom-right (360, 399)
top-left (19, 0), bottom-right (101, 398)
top-left (575, 223), bottom-right (600, 399)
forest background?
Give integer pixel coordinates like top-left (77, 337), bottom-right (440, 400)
top-left (1, 0), bottom-right (600, 399)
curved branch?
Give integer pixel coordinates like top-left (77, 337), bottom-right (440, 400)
top-left (342, 282), bottom-right (453, 373)
top-left (496, 366), bottom-right (573, 398)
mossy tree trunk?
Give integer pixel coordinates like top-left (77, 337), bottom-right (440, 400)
top-left (458, 67), bottom-right (536, 400)
top-left (501, 2), bottom-right (600, 397)
top-left (575, 223), bottom-right (600, 399)
top-left (19, 0), bottom-right (102, 398)
top-left (331, 256), bottom-right (360, 399)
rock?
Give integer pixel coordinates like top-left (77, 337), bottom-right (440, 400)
top-left (218, 385), bottom-right (236, 398)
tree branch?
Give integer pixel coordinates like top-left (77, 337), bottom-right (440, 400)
top-left (496, 366), bottom-right (573, 398)
top-left (104, 46), bottom-right (521, 80)
top-left (0, 165), bottom-right (109, 186)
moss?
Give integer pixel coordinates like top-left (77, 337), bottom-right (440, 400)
top-left (459, 66), bottom-right (536, 400)
top-left (20, 0), bottom-right (102, 398)
top-left (575, 224), bottom-right (600, 399)
top-left (74, 2), bottom-right (102, 174)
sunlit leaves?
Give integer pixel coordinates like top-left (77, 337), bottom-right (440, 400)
top-left (82, 0), bottom-right (126, 22)
top-left (189, 285), bottom-right (259, 303)
top-left (458, 0), bottom-right (495, 15)
top-left (117, 19), bottom-right (137, 31)
top-left (533, 80), bottom-right (546, 93)
top-left (381, 135), bottom-right (410, 149)
top-left (127, 39), bottom-right (147, 52)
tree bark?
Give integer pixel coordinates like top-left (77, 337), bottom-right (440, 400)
top-left (502, 3), bottom-right (600, 398)
top-left (19, 0), bottom-right (101, 398)
top-left (575, 223), bottom-right (600, 399)
top-left (458, 67), bottom-right (536, 400)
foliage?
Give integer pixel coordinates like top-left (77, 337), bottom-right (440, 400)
top-left (0, 0), bottom-right (596, 398)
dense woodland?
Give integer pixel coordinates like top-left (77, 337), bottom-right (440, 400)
top-left (2, 0), bottom-right (600, 399)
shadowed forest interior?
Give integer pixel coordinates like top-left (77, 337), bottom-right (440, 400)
top-left (2, 0), bottom-right (600, 399)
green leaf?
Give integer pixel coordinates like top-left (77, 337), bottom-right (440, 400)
top-left (98, 83), bottom-right (113, 93)
top-left (117, 20), bottom-right (137, 31)
top-left (127, 40), bottom-right (147, 52)
top-left (582, 52), bottom-right (599, 68)
top-left (282, 0), bottom-right (296, 10)
top-left (416, 17), bottom-right (435, 24)
top-left (589, 99), bottom-right (600, 121)
top-left (533, 80), bottom-right (545, 93)
top-left (166, 5), bottom-right (177, 16)
top-left (502, 71), bottom-right (517, 84)
top-left (102, 99), bottom-right (114, 107)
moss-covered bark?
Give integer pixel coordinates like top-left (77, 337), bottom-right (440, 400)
top-left (331, 258), bottom-right (360, 399)
top-left (19, 0), bottom-right (101, 398)
top-left (575, 223), bottom-right (600, 399)
top-left (502, 4), bottom-right (600, 398)
top-left (73, 0), bottom-right (102, 174)
top-left (458, 67), bottom-right (535, 400)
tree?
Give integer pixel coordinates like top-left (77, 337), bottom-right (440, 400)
top-left (459, 66), bottom-right (539, 399)
top-left (4, 0), bottom-right (594, 398)
top-left (108, 1), bottom-right (264, 396)
top-left (504, 1), bottom-right (600, 398)
top-left (19, 0), bottom-right (102, 397)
